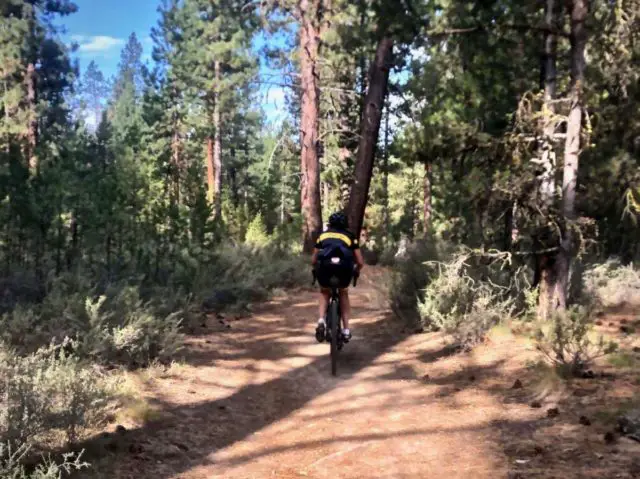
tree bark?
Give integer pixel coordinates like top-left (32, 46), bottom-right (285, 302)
top-left (536, 0), bottom-right (561, 320)
top-left (554, 0), bottom-right (589, 311)
top-left (382, 100), bottom-right (390, 242)
top-left (347, 35), bottom-right (394, 237)
top-left (299, 0), bottom-right (323, 253)
top-left (539, 0), bottom-right (560, 206)
top-left (213, 60), bottom-right (222, 219)
top-left (357, 0), bottom-right (368, 122)
top-left (206, 136), bottom-right (215, 206)
top-left (423, 159), bottom-right (432, 235)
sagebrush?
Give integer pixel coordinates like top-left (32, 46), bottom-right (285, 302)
top-left (582, 259), bottom-right (640, 309)
top-left (0, 343), bottom-right (113, 446)
top-left (418, 253), bottom-right (516, 349)
top-left (0, 283), bottom-right (183, 368)
top-left (0, 442), bottom-right (89, 479)
top-left (535, 306), bottom-right (618, 376)
top-left (389, 239), bottom-right (445, 329)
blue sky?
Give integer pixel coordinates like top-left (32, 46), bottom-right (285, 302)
top-left (61, 0), bottom-right (287, 124)
top-left (61, 0), bottom-right (157, 78)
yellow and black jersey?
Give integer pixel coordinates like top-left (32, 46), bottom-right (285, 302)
top-left (315, 228), bottom-right (359, 251)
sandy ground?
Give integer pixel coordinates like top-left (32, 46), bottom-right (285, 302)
top-left (82, 271), bottom-right (640, 479)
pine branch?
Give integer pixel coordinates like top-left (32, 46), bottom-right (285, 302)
top-left (429, 23), bottom-right (571, 40)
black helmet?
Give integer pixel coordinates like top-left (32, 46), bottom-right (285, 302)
top-left (328, 211), bottom-right (348, 230)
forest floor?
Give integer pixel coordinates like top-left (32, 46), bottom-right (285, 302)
top-left (82, 268), bottom-right (640, 479)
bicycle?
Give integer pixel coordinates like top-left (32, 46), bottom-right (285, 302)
top-left (313, 268), bottom-right (358, 376)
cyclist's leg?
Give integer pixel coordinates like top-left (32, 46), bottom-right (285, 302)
top-left (319, 288), bottom-right (330, 320)
top-left (339, 288), bottom-right (351, 330)
top-left (315, 288), bottom-right (331, 342)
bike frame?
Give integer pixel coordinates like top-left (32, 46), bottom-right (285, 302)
top-left (325, 287), bottom-right (344, 376)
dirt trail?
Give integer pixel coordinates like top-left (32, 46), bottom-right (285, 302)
top-left (87, 271), bottom-right (550, 479)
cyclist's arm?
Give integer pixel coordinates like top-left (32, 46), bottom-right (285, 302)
top-left (312, 234), bottom-right (323, 266)
top-left (354, 249), bottom-right (364, 271)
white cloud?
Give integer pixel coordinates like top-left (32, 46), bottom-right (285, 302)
top-left (71, 35), bottom-right (125, 53)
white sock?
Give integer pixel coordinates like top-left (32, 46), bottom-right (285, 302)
top-left (317, 318), bottom-right (325, 325)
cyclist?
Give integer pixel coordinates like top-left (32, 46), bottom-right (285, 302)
top-left (312, 211), bottom-right (364, 343)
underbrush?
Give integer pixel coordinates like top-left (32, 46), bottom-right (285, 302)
top-left (533, 258), bottom-right (637, 376)
top-left (0, 343), bottom-right (114, 446)
top-left (0, 342), bottom-right (114, 477)
top-left (535, 305), bottom-right (618, 377)
top-left (0, 244), bottom-right (307, 368)
top-left (389, 239), bottom-right (446, 329)
top-left (416, 251), bottom-right (520, 350)
top-left (201, 245), bottom-right (309, 314)
top-left (0, 283), bottom-right (184, 369)
top-left (390, 242), bottom-right (637, 360)
top-left (0, 444), bottom-right (88, 479)
top-left (582, 258), bottom-right (640, 309)
top-left (0, 243), bottom-right (307, 475)
top-left (389, 240), bottom-right (530, 347)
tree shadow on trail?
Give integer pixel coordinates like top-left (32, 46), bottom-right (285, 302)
top-left (78, 311), bottom-right (417, 478)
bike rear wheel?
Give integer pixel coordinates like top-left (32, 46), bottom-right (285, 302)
top-left (329, 300), bottom-right (339, 376)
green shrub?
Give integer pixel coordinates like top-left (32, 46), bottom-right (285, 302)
top-left (245, 213), bottom-right (271, 247)
top-left (418, 253), bottom-right (516, 349)
top-left (389, 239), bottom-right (446, 329)
top-left (582, 259), bottom-right (640, 309)
top-left (202, 245), bottom-right (308, 313)
top-left (535, 306), bottom-right (618, 376)
top-left (0, 243), bottom-right (306, 367)
top-left (0, 343), bottom-right (113, 445)
top-left (0, 283), bottom-right (184, 368)
top-left (83, 294), bottom-right (184, 368)
top-left (0, 443), bottom-right (88, 479)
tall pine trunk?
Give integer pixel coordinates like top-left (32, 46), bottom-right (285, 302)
top-left (540, 0), bottom-right (559, 205)
top-left (213, 60), bottom-right (222, 219)
top-left (536, 0), bottom-right (562, 320)
top-left (299, 0), bottom-right (323, 253)
top-left (382, 100), bottom-right (390, 242)
top-left (347, 35), bottom-right (394, 238)
top-left (356, 0), bottom-right (368, 123)
top-left (206, 136), bottom-right (215, 206)
top-left (205, 61), bottom-right (222, 218)
top-left (554, 0), bottom-right (589, 310)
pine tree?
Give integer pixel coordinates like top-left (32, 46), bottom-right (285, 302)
top-left (78, 61), bottom-right (110, 131)
top-left (181, 0), bottom-right (259, 218)
top-left (110, 33), bottom-right (144, 142)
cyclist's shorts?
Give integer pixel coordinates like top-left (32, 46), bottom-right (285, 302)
top-left (316, 260), bottom-right (353, 289)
